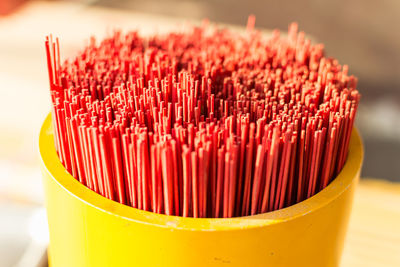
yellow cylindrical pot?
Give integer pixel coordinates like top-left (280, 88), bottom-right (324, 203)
top-left (39, 113), bottom-right (363, 267)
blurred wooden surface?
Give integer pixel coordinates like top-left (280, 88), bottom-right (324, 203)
top-left (342, 179), bottom-right (400, 267)
top-left (0, 1), bottom-right (399, 266)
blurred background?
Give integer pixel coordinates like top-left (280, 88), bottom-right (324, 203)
top-left (0, 0), bottom-right (399, 266)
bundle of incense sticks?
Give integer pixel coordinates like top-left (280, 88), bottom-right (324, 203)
top-left (45, 18), bottom-right (360, 218)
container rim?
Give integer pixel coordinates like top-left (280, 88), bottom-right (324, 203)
top-left (39, 113), bottom-right (363, 231)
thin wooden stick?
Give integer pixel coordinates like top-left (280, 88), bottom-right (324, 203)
top-left (45, 19), bottom-right (360, 218)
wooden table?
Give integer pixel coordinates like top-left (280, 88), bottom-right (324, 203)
top-left (342, 179), bottom-right (400, 266)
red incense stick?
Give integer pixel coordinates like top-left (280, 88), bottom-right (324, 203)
top-left (45, 18), bottom-right (360, 218)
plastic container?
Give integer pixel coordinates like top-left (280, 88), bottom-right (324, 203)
top-left (39, 113), bottom-right (363, 267)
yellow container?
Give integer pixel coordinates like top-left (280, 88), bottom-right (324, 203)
top-left (39, 113), bottom-right (363, 267)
